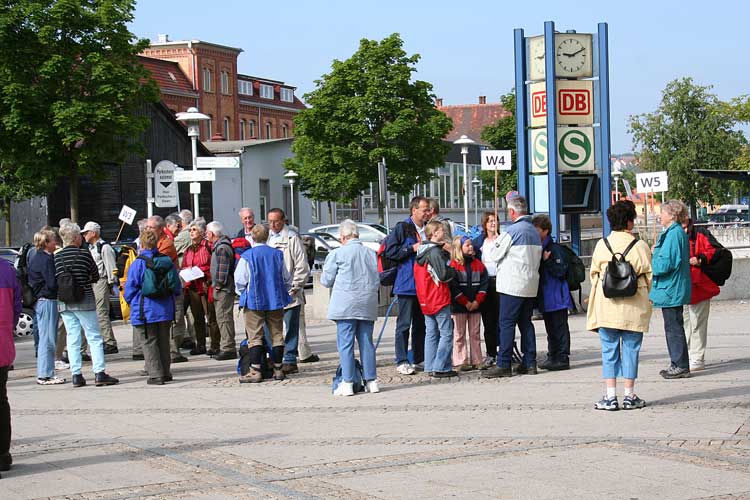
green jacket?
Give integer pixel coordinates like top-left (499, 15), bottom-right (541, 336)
top-left (649, 222), bottom-right (691, 308)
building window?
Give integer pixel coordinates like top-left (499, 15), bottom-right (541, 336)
top-left (280, 88), bottom-right (294, 102)
top-left (202, 67), bottom-right (212, 92)
top-left (220, 70), bottom-right (230, 94)
top-left (259, 179), bottom-right (270, 221)
top-left (238, 79), bottom-right (253, 96)
top-left (281, 123), bottom-right (288, 138)
top-left (206, 115), bottom-right (212, 139)
top-left (239, 119), bottom-right (245, 140)
top-left (223, 117), bottom-right (230, 140)
top-left (260, 84), bottom-right (274, 99)
top-left (249, 120), bottom-right (256, 138)
top-left (265, 122), bottom-right (272, 139)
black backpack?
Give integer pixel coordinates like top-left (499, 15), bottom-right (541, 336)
top-left (378, 222), bottom-right (415, 286)
top-left (697, 227), bottom-right (733, 286)
top-left (57, 258), bottom-right (85, 303)
top-left (558, 244), bottom-right (586, 291)
top-left (601, 238), bottom-right (639, 298)
top-left (16, 243), bottom-right (37, 307)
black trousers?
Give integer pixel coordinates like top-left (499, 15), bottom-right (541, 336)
top-left (480, 277), bottom-right (499, 358)
top-left (543, 309), bottom-right (571, 362)
top-left (0, 366), bottom-right (10, 457)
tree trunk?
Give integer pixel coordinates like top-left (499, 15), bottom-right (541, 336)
top-left (3, 197), bottom-right (10, 246)
top-left (327, 201), bottom-right (333, 224)
top-left (69, 170), bottom-right (79, 223)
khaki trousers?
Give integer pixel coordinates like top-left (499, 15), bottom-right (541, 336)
top-left (93, 278), bottom-right (116, 347)
top-left (135, 321), bottom-right (171, 378)
top-left (213, 288), bottom-right (236, 352)
top-left (245, 309), bottom-right (284, 348)
top-left (684, 299), bottom-right (711, 363)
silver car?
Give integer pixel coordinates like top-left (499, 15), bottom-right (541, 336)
top-left (307, 223), bottom-right (386, 251)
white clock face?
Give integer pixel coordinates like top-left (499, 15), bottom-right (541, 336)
top-left (557, 38), bottom-right (586, 74)
top-left (528, 33), bottom-right (593, 79)
top-left (528, 36), bottom-right (545, 81)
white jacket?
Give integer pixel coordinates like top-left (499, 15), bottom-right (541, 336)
top-left (487, 216), bottom-right (542, 298)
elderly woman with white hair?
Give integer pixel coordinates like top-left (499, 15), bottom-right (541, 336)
top-left (321, 219), bottom-right (381, 396)
top-left (651, 200), bottom-right (692, 379)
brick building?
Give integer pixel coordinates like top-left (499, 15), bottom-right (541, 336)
top-left (140, 35), bottom-right (306, 142)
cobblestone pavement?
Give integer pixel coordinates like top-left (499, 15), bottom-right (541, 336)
top-left (3, 300), bottom-right (750, 499)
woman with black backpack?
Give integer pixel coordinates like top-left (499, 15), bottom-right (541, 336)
top-left (587, 201), bottom-right (653, 411)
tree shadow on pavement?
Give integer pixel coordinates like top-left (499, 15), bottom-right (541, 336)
top-left (648, 384), bottom-right (750, 407)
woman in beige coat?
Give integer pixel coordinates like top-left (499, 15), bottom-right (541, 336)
top-left (587, 201), bottom-right (653, 411)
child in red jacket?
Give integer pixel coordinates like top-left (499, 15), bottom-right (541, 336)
top-left (449, 236), bottom-right (488, 370)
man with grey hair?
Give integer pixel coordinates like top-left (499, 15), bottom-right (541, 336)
top-left (236, 207), bottom-right (256, 245)
top-left (81, 221), bottom-right (118, 354)
top-left (206, 221), bottom-right (237, 360)
top-left (164, 214), bottom-right (182, 241)
top-left (483, 196), bottom-right (542, 379)
top-left (55, 223), bottom-right (118, 387)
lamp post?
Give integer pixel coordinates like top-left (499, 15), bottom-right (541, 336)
top-left (284, 170), bottom-right (299, 227)
top-left (471, 176), bottom-right (481, 227)
top-left (175, 107), bottom-right (210, 218)
top-left (454, 134), bottom-right (475, 227)
top-left (612, 161), bottom-right (622, 202)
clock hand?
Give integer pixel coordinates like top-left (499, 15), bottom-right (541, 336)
top-left (561, 47), bottom-right (585, 57)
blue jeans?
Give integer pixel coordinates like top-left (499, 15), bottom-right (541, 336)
top-left (35, 299), bottom-right (58, 379)
top-left (394, 295), bottom-right (425, 365)
top-left (598, 327), bottom-right (644, 379)
top-left (283, 305), bottom-right (300, 364)
top-left (424, 306), bottom-right (454, 373)
top-left (336, 319), bottom-right (377, 382)
top-left (497, 294), bottom-right (536, 368)
top-left (662, 306), bottom-right (689, 370)
top-left (60, 310), bottom-right (106, 375)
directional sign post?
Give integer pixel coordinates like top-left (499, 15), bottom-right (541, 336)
top-left (174, 169), bottom-right (216, 183)
top-left (196, 156), bottom-right (240, 169)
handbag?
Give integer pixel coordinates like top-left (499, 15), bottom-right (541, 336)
top-left (601, 238), bottom-right (639, 298)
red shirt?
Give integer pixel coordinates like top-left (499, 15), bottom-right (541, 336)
top-left (689, 230), bottom-right (720, 304)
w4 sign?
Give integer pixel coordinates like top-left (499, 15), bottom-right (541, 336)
top-left (481, 150), bottom-right (512, 171)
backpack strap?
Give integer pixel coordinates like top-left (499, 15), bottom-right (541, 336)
top-left (603, 238), bottom-right (615, 256)
top-left (621, 238), bottom-right (639, 258)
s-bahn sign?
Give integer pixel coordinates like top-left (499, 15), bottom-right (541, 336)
top-left (529, 80), bottom-right (594, 127)
top-left (530, 127), bottom-right (595, 173)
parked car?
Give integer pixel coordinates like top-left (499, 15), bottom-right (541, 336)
top-left (366, 223), bottom-right (389, 234)
top-left (307, 223), bottom-right (386, 251)
top-left (300, 233), bottom-right (339, 288)
top-left (0, 247), bottom-right (19, 266)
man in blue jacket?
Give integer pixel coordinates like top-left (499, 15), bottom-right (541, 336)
top-left (384, 196), bottom-right (431, 375)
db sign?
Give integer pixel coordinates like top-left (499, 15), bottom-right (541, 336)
top-left (530, 127), bottom-right (595, 173)
top-left (530, 80), bottom-right (594, 127)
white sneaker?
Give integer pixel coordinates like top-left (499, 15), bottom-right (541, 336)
top-left (396, 363), bottom-right (415, 375)
top-left (366, 380), bottom-right (381, 393)
top-left (690, 360), bottom-right (705, 372)
top-left (55, 360), bottom-right (69, 370)
top-left (37, 376), bottom-right (66, 385)
top-left (333, 381), bottom-right (354, 396)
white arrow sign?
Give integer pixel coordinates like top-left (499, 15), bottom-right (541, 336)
top-left (635, 171), bottom-right (669, 193)
top-left (481, 150), bottom-right (512, 171)
top-left (154, 160), bottom-right (178, 208)
top-left (196, 157), bottom-right (240, 169)
top-left (173, 169), bottom-right (216, 182)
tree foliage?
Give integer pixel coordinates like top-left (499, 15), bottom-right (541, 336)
top-left (0, 0), bottom-right (159, 222)
top-left (628, 78), bottom-right (747, 206)
top-left (481, 91), bottom-right (517, 199)
top-left (288, 33), bottom-right (452, 219)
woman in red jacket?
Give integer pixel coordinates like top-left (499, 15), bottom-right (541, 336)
top-left (683, 219), bottom-right (720, 371)
top-left (182, 220), bottom-right (214, 356)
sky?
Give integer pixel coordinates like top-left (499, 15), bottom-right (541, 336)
top-left (130, 0), bottom-right (750, 154)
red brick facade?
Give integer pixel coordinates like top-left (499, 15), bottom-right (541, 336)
top-left (141, 39), bottom-right (305, 142)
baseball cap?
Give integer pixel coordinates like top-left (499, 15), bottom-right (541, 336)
top-left (81, 221), bottom-right (101, 234)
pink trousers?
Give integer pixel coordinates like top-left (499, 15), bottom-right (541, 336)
top-left (452, 312), bottom-right (483, 366)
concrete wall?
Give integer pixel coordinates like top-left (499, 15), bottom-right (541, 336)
top-left (0, 197), bottom-right (48, 247)
top-left (212, 140), bottom-right (313, 232)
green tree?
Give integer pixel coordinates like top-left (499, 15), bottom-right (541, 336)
top-left (0, 0), bottom-right (159, 223)
top-left (628, 78), bottom-right (746, 214)
top-left (481, 91), bottom-right (517, 205)
top-left (288, 33), bottom-right (453, 223)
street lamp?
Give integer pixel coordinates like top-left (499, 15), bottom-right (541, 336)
top-left (175, 107), bottom-right (210, 218)
top-left (471, 176), bottom-right (481, 227)
top-left (611, 160), bottom-right (623, 202)
top-left (284, 170), bottom-right (299, 227)
top-left (454, 134), bottom-right (475, 227)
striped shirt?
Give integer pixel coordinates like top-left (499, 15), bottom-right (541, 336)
top-left (54, 246), bottom-right (99, 310)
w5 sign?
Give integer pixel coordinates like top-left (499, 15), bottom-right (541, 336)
top-left (635, 171), bottom-right (669, 193)
top-left (530, 80), bottom-right (593, 127)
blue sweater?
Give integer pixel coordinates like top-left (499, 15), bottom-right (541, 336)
top-left (28, 251), bottom-right (57, 300)
top-left (124, 248), bottom-right (182, 325)
top-left (537, 236), bottom-right (573, 313)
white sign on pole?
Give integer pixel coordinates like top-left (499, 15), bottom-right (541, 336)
top-left (635, 171), bottom-right (669, 193)
top-left (174, 169), bottom-right (216, 182)
top-left (118, 205), bottom-right (137, 225)
top-left (481, 150), bottom-right (512, 171)
top-left (196, 157), bottom-right (240, 169)
top-left (154, 160), bottom-right (178, 208)
top-left (189, 182), bottom-right (201, 194)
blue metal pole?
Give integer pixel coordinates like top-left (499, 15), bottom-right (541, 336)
top-left (514, 28), bottom-right (529, 202)
top-left (571, 215), bottom-right (581, 254)
top-left (598, 22), bottom-right (612, 236)
top-left (544, 21), bottom-right (560, 242)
